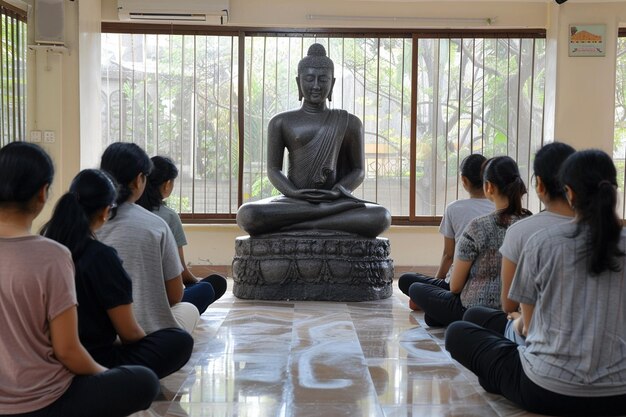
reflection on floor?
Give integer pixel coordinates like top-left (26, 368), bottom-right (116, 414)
top-left (131, 275), bottom-right (544, 417)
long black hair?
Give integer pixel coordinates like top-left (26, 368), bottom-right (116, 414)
top-left (41, 169), bottom-right (117, 261)
top-left (460, 154), bottom-right (487, 190)
top-left (559, 149), bottom-right (624, 275)
top-left (0, 142), bottom-right (54, 212)
top-left (136, 156), bottom-right (178, 211)
top-left (533, 142), bottom-right (575, 201)
top-left (100, 142), bottom-right (152, 216)
top-left (483, 156), bottom-right (531, 226)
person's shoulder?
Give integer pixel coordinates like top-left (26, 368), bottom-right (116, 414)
top-left (31, 235), bottom-right (72, 258)
top-left (79, 239), bottom-right (120, 265)
top-left (445, 198), bottom-right (470, 211)
top-left (84, 239), bottom-right (116, 257)
top-left (447, 198), bottom-right (491, 211)
top-left (157, 204), bottom-right (178, 218)
top-left (112, 204), bottom-right (171, 236)
top-left (506, 213), bottom-right (537, 232)
top-left (471, 210), bottom-right (497, 225)
top-left (508, 211), bottom-right (571, 235)
top-left (525, 221), bottom-right (575, 248)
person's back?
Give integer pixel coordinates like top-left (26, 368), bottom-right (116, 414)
top-left (512, 222), bottom-right (626, 396)
top-left (0, 236), bottom-right (75, 414)
top-left (500, 211), bottom-right (572, 264)
top-left (441, 198), bottom-right (495, 241)
top-left (457, 210), bottom-right (528, 309)
top-left (98, 202), bottom-right (181, 333)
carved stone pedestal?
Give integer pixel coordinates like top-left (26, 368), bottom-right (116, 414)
top-left (232, 232), bottom-right (394, 301)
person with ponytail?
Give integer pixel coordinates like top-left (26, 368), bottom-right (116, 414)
top-left (137, 156), bottom-right (227, 314)
top-left (97, 142), bottom-right (200, 335)
top-left (463, 142), bottom-right (575, 345)
top-left (398, 154), bottom-right (494, 307)
top-left (42, 169), bottom-right (193, 379)
top-left (408, 156), bottom-right (531, 327)
top-left (0, 142), bottom-right (158, 417)
top-left (446, 149), bottom-right (626, 416)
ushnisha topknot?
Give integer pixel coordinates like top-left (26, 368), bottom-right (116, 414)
top-left (297, 43), bottom-right (334, 74)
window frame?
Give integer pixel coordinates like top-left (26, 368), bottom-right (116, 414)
top-left (0, 0), bottom-right (27, 147)
top-left (101, 23), bottom-right (546, 226)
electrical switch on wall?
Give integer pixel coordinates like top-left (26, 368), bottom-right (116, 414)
top-left (43, 131), bottom-right (55, 143)
top-left (30, 130), bottom-right (42, 142)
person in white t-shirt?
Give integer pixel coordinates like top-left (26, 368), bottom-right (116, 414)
top-left (462, 142), bottom-right (575, 345)
top-left (398, 154), bottom-right (493, 308)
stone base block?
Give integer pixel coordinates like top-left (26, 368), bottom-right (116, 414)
top-left (232, 232), bottom-right (394, 301)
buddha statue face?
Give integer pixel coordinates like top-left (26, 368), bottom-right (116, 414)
top-left (296, 43), bottom-right (336, 103)
top-left (297, 67), bottom-right (335, 104)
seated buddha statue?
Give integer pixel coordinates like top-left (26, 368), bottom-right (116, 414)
top-left (236, 43), bottom-right (391, 239)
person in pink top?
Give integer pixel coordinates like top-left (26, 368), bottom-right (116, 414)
top-left (0, 142), bottom-right (159, 417)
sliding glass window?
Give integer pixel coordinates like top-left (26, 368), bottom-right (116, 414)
top-left (0, 1), bottom-right (27, 147)
top-left (100, 28), bottom-right (546, 222)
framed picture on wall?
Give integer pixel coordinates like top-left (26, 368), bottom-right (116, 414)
top-left (569, 24), bottom-right (606, 57)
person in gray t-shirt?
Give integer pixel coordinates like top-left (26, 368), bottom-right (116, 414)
top-left (463, 142), bottom-right (575, 346)
top-left (98, 144), bottom-right (199, 334)
top-left (446, 150), bottom-right (626, 416)
top-left (398, 154), bottom-right (493, 308)
top-left (136, 156), bottom-right (228, 313)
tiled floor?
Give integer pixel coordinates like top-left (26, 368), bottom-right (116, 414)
top-left (131, 276), bottom-right (544, 417)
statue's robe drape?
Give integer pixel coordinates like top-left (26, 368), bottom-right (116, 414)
top-left (287, 109), bottom-right (349, 190)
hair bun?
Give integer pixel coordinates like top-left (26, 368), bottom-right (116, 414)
top-left (307, 43), bottom-right (327, 57)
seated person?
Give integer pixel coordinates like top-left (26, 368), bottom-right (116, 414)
top-left (398, 153), bottom-right (493, 307)
top-left (43, 169), bottom-right (194, 379)
top-left (98, 142), bottom-right (199, 334)
top-left (0, 142), bottom-right (158, 417)
top-left (462, 142), bottom-right (575, 345)
top-left (137, 156), bottom-right (227, 313)
top-left (446, 150), bottom-right (626, 416)
top-left (236, 43), bottom-right (390, 239)
top-left (408, 156), bottom-right (531, 327)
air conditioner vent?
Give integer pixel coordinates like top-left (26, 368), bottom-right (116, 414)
top-left (118, 0), bottom-right (229, 25)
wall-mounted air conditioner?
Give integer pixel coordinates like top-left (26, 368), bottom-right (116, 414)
top-left (118, 0), bottom-right (229, 25)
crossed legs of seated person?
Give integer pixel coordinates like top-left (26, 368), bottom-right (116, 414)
top-left (445, 322), bottom-right (626, 416)
top-left (398, 272), bottom-right (450, 311)
top-left (463, 306), bottom-right (526, 346)
top-left (182, 274), bottom-right (228, 314)
top-left (7, 366), bottom-right (160, 417)
top-left (407, 280), bottom-right (465, 327)
top-left (88, 327), bottom-right (194, 379)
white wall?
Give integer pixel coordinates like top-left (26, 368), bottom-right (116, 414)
top-left (551, 2), bottom-right (626, 152)
top-left (26, 0), bottom-right (626, 267)
top-left (27, 0), bottom-right (81, 228)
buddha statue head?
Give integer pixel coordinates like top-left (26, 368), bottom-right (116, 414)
top-left (296, 43), bottom-right (336, 103)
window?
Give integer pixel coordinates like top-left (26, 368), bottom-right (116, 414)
top-left (0, 1), bottom-right (27, 147)
top-left (101, 26), bottom-right (546, 223)
top-left (615, 32), bottom-right (626, 218)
